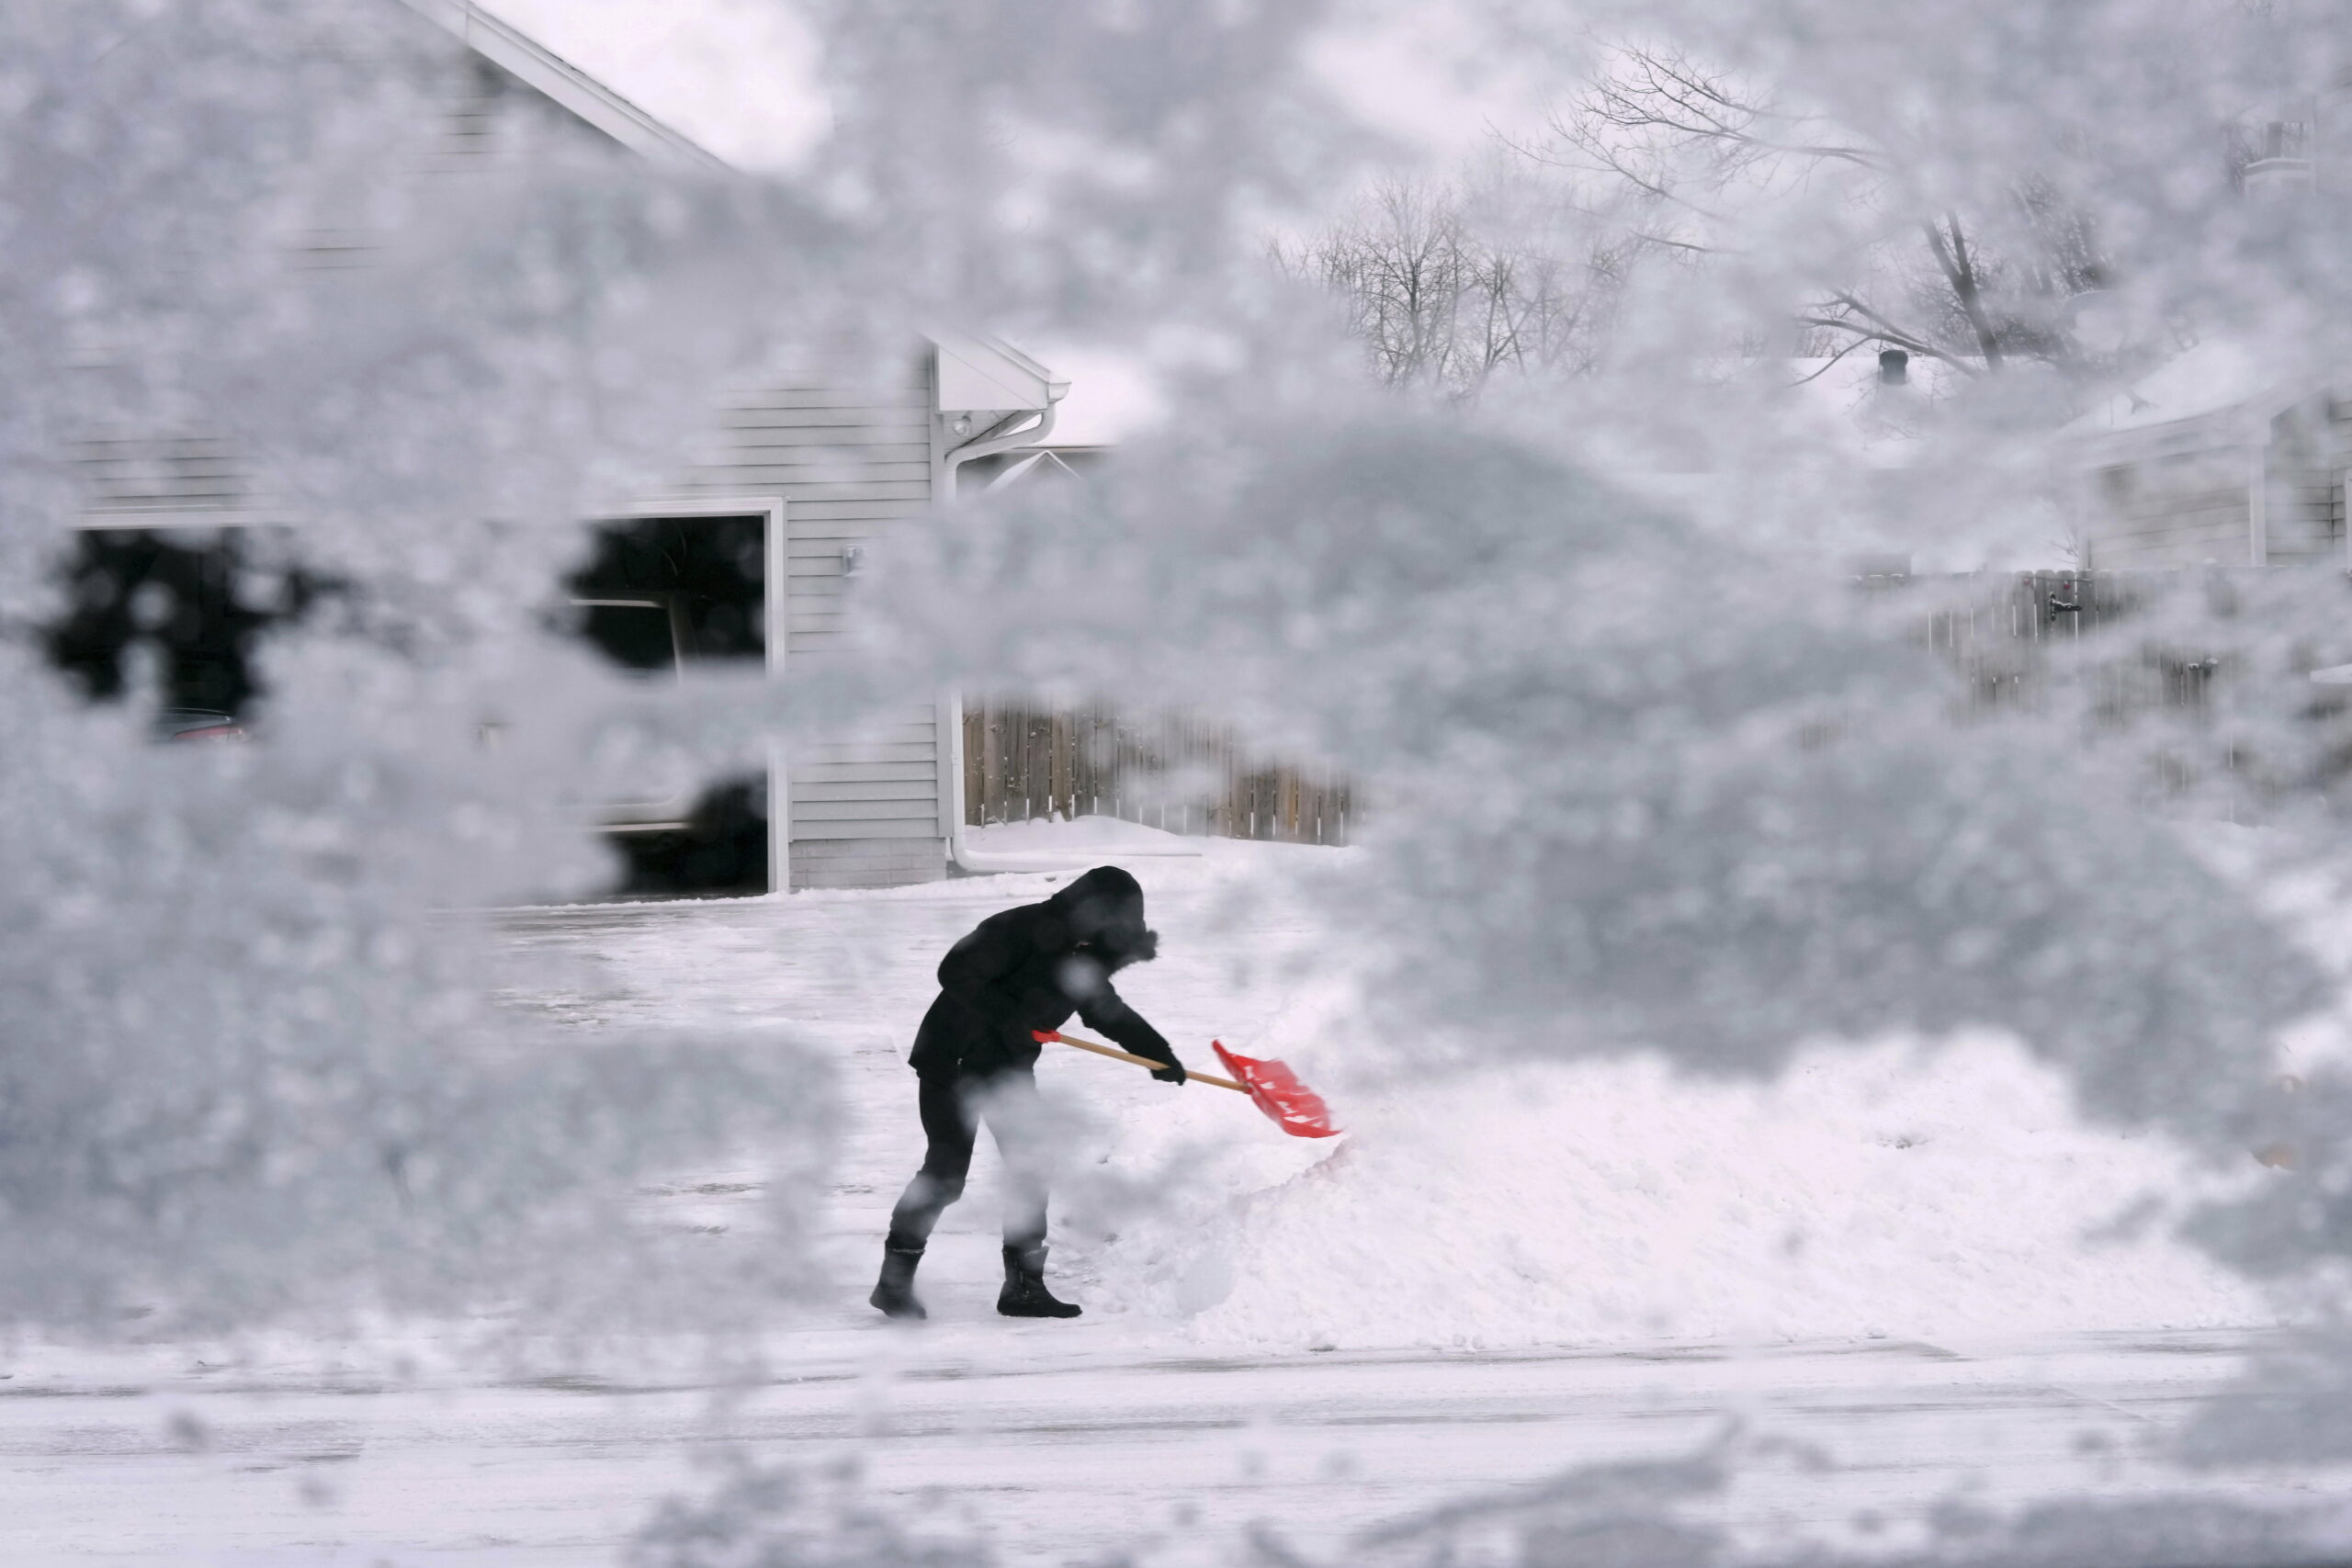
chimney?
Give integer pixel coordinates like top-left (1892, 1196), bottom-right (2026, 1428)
top-left (1878, 347), bottom-right (1910, 387)
top-left (2240, 118), bottom-right (2313, 199)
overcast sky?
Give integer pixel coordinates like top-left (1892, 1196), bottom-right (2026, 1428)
top-left (475, 0), bottom-right (1563, 444)
top-left (483, 0), bottom-right (831, 170)
top-left (480, 0), bottom-right (1557, 174)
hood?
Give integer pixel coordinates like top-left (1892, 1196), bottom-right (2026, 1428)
top-left (1048, 865), bottom-right (1159, 966)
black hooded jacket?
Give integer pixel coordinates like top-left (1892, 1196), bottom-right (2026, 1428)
top-left (908, 865), bottom-right (1181, 1079)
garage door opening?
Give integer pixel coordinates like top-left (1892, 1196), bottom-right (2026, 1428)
top-left (564, 512), bottom-right (772, 898)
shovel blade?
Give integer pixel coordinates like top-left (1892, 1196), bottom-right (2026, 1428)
top-left (1212, 1042), bottom-right (1340, 1139)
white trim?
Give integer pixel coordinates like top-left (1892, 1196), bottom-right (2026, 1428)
top-left (765, 496), bottom-right (792, 897)
top-left (74, 508), bottom-right (295, 532)
top-left (927, 344), bottom-right (952, 503)
top-left (605, 494), bottom-right (790, 891)
top-left (981, 449), bottom-right (1091, 492)
top-left (2250, 447), bottom-right (2269, 567)
top-left (2063, 377), bottom-right (2326, 468)
top-left (928, 330), bottom-right (1069, 413)
top-left (397, 0), bottom-right (731, 173)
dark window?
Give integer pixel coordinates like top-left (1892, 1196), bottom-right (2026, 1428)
top-left (562, 515), bottom-right (773, 897)
top-left (41, 527), bottom-right (324, 723)
top-left (564, 514), bottom-right (765, 672)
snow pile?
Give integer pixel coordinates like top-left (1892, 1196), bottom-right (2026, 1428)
top-left (1100, 1034), bottom-right (2272, 1350)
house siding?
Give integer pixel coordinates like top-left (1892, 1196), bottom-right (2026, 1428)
top-left (68, 5), bottom-right (968, 896)
top-left (70, 434), bottom-right (254, 523)
top-left (2076, 390), bottom-right (2352, 571)
top-left (424, 51), bottom-right (631, 172)
top-left (2262, 398), bottom-right (2341, 564)
top-left (2086, 449), bottom-right (2255, 568)
top-left (74, 19), bottom-right (624, 525)
top-left (673, 357), bottom-right (951, 890)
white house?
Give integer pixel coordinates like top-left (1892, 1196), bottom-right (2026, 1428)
top-left (71, 0), bottom-right (1073, 893)
top-left (2059, 340), bottom-right (2346, 570)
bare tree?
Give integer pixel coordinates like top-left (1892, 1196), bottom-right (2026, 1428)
top-left (1286, 51), bottom-right (2122, 399)
top-left (1531, 45), bottom-right (2116, 381)
top-left (1276, 177), bottom-right (1631, 400)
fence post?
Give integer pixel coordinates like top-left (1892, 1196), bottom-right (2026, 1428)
top-left (963, 705), bottom-right (984, 828)
top-left (979, 705), bottom-right (1002, 826)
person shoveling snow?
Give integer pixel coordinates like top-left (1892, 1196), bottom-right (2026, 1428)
top-left (872, 865), bottom-right (1185, 1322)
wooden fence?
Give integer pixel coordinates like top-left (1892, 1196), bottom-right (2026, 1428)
top-left (961, 702), bottom-right (1356, 846)
top-left (967, 571), bottom-right (2274, 846)
top-left (1913, 569), bottom-right (2143, 650)
top-left (1885, 569), bottom-right (2223, 711)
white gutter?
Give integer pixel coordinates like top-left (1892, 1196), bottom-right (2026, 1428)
top-left (940, 395), bottom-right (1170, 875)
top-left (942, 401), bottom-right (1054, 875)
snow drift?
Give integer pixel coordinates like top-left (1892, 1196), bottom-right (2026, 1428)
top-left (1084, 1027), bottom-right (2270, 1351)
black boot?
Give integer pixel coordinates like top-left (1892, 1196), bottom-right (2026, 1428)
top-left (996, 1243), bottom-right (1081, 1319)
top-left (869, 1240), bottom-right (927, 1321)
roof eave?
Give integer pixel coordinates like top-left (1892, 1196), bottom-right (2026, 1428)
top-left (396, 0), bottom-right (732, 175)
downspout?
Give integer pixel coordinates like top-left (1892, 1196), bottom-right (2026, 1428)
top-left (941, 401), bottom-right (1058, 874)
top-left (2249, 441), bottom-right (2269, 568)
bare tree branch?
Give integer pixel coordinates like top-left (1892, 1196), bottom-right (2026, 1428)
top-left (1924, 215), bottom-right (2007, 369)
top-left (1281, 176), bottom-right (1626, 399)
top-left (1529, 40), bottom-right (2109, 378)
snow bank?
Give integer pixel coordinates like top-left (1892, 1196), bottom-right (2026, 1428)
top-left (959, 814), bottom-right (1207, 872)
top-left (1094, 1034), bottom-right (2273, 1351)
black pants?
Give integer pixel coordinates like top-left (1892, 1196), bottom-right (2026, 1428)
top-left (885, 1068), bottom-right (1049, 1253)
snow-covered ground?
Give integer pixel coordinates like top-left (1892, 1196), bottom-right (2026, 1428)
top-left (491, 817), bottom-right (2283, 1353)
top-left (3, 821), bottom-right (2332, 1564)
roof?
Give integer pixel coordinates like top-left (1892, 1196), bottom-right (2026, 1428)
top-left (2057, 339), bottom-right (2285, 445)
top-left (933, 333), bottom-right (1069, 416)
top-left (1770, 353), bottom-right (1957, 470)
top-left (401, 4), bottom-right (1071, 420)
top-left (401, 0), bottom-right (828, 173)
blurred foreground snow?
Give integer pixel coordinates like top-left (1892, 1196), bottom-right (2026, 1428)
top-left (15, 1), bottom-right (2352, 1562)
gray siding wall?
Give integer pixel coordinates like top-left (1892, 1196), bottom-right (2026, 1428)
top-left (425, 53), bottom-right (630, 172)
top-left (673, 357), bottom-right (951, 891)
top-left (2262, 399), bottom-right (2341, 564)
top-left (2264, 461), bottom-right (2339, 562)
top-left (66, 7), bottom-right (962, 896)
top-left (2085, 395), bottom-right (2351, 570)
top-left (71, 434), bottom-right (252, 522)
top-left (74, 25), bottom-right (624, 525)
top-left (2086, 448), bottom-right (2255, 568)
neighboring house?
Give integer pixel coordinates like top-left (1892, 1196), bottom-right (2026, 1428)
top-left (2053, 67), bottom-right (2352, 570)
top-left (2059, 341), bottom-right (2346, 570)
top-left (2226, 62), bottom-right (2352, 200)
top-left (68, 0), bottom-right (1071, 894)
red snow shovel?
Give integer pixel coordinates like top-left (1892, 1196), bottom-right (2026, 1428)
top-left (1035, 1030), bottom-right (1340, 1139)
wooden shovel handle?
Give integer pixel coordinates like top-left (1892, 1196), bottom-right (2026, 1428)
top-left (1039, 1031), bottom-right (1248, 1094)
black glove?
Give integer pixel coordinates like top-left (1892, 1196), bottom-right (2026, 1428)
top-left (1148, 1052), bottom-right (1186, 1086)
